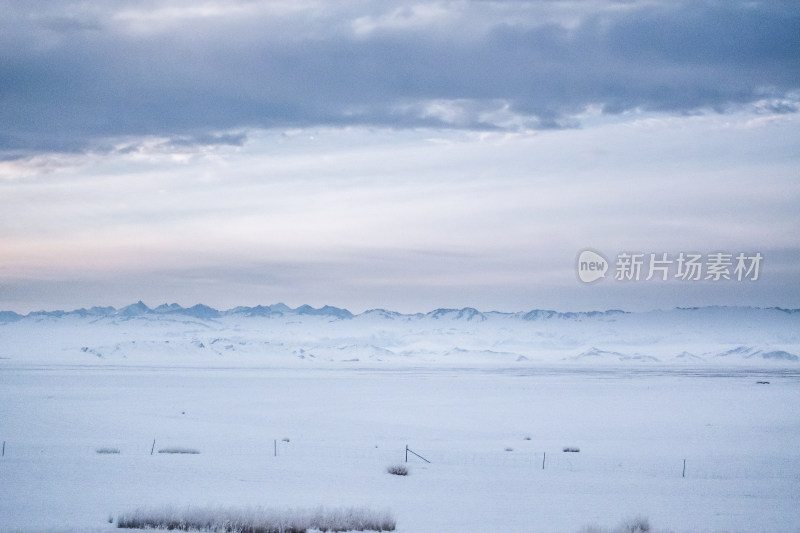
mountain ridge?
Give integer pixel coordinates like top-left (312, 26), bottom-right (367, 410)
top-left (1, 302), bottom-right (798, 323)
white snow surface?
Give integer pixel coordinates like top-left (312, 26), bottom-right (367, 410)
top-left (0, 305), bottom-right (799, 532)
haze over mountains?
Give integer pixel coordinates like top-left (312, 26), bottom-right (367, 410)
top-left (1, 303), bottom-right (798, 367)
top-left (0, 301), bottom-right (638, 322)
top-left (4, 301), bottom-right (799, 322)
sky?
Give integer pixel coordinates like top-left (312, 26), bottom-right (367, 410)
top-left (1, 0), bottom-right (799, 314)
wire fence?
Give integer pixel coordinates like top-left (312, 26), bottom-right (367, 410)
top-left (2, 437), bottom-right (798, 481)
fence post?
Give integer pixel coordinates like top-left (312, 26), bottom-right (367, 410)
top-left (151, 439), bottom-right (156, 455)
top-left (682, 459), bottom-right (686, 478)
top-left (405, 445), bottom-right (408, 463)
top-left (2, 441), bottom-right (5, 457)
top-left (274, 440), bottom-right (277, 457)
top-left (542, 451), bottom-right (546, 470)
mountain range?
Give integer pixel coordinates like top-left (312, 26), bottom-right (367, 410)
top-left (3, 301), bottom-right (798, 323)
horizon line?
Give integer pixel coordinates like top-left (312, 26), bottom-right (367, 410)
top-left (2, 301), bottom-right (799, 320)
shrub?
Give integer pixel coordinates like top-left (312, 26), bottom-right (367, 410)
top-left (386, 464), bottom-right (408, 476)
top-left (579, 516), bottom-right (653, 533)
top-left (158, 447), bottom-right (200, 454)
top-left (563, 447), bottom-right (580, 453)
top-left (117, 505), bottom-right (396, 532)
top-left (619, 516), bottom-right (650, 533)
top-left (96, 447), bottom-right (121, 454)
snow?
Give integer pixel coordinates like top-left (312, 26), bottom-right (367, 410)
top-left (1, 304), bottom-right (798, 368)
top-left (0, 305), bottom-right (799, 532)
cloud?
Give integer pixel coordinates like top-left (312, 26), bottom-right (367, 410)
top-left (162, 132), bottom-right (248, 149)
top-left (352, 4), bottom-right (453, 37)
top-left (1, 113), bottom-right (799, 312)
top-left (1, 1), bottom-right (799, 313)
top-left (1, 1), bottom-right (798, 155)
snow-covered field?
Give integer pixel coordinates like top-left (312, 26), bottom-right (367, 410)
top-left (1, 305), bottom-right (799, 532)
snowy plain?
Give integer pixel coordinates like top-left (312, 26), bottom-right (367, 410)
top-left (0, 304), bottom-right (799, 532)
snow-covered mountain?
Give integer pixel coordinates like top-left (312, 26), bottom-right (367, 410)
top-left (0, 303), bottom-right (798, 367)
top-left (0, 301), bottom-right (635, 322)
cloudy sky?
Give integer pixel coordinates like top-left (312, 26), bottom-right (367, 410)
top-left (1, 0), bottom-right (799, 314)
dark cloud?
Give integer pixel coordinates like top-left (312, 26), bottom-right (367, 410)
top-left (1, 1), bottom-right (798, 155)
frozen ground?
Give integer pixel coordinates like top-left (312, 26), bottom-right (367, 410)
top-left (0, 305), bottom-right (799, 532)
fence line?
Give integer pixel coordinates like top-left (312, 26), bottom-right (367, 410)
top-left (0, 438), bottom-right (797, 480)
